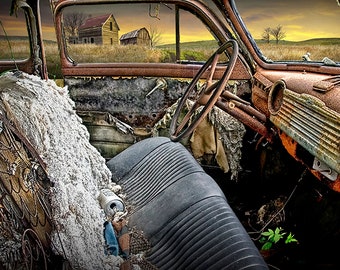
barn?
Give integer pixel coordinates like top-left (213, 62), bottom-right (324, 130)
top-left (78, 14), bottom-right (119, 45)
top-left (120, 28), bottom-right (151, 46)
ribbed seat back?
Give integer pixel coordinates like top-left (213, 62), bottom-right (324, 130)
top-left (106, 137), bottom-right (268, 270)
top-left (147, 197), bottom-right (268, 270)
top-left (110, 139), bottom-right (204, 209)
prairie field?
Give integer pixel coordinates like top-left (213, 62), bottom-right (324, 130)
top-left (256, 38), bottom-right (340, 62)
top-left (0, 39), bottom-right (31, 59)
top-left (260, 43), bottom-right (340, 62)
top-left (1, 37), bottom-right (339, 79)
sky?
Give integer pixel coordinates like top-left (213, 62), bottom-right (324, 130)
top-left (0, 0), bottom-right (339, 43)
top-left (236, 0), bottom-right (340, 41)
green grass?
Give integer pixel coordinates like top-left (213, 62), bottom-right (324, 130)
top-left (255, 37), bottom-right (340, 45)
top-left (158, 40), bottom-right (219, 50)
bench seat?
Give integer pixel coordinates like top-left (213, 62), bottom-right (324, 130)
top-left (106, 137), bottom-right (268, 270)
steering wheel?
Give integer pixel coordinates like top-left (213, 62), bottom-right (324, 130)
top-left (169, 40), bottom-right (239, 142)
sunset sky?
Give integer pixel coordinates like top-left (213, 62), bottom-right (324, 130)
top-left (0, 0), bottom-right (339, 43)
top-left (237, 0), bottom-right (340, 41)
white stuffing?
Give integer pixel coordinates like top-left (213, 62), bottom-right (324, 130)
top-left (0, 71), bottom-right (122, 269)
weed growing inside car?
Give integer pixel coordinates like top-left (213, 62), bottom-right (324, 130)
top-left (259, 227), bottom-right (298, 251)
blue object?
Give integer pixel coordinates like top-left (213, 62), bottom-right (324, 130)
top-left (103, 221), bottom-right (119, 256)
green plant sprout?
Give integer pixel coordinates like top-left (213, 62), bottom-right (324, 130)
top-left (259, 227), bottom-right (298, 251)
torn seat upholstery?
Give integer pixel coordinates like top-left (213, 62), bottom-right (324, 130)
top-left (106, 137), bottom-right (268, 269)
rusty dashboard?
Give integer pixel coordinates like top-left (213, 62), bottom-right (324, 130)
top-left (252, 69), bottom-right (340, 190)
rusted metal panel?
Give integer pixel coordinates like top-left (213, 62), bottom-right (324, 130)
top-left (278, 131), bottom-right (340, 191)
top-left (0, 108), bottom-right (52, 248)
top-left (259, 69), bottom-right (340, 113)
top-left (66, 76), bottom-right (188, 126)
top-left (0, 59), bottom-right (35, 76)
top-left (251, 72), bottom-right (274, 117)
top-left (269, 85), bottom-right (340, 190)
top-left (66, 76), bottom-right (189, 158)
top-left (215, 99), bottom-right (274, 142)
top-left (59, 59), bottom-right (251, 80)
top-left (77, 110), bottom-right (152, 158)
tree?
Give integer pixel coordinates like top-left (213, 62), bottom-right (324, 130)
top-left (262, 27), bottom-right (271, 43)
top-left (63, 12), bottom-right (87, 38)
top-left (270, 25), bottom-right (285, 44)
top-left (149, 25), bottom-right (162, 47)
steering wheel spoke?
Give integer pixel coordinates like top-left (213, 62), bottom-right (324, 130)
top-left (205, 53), bottom-right (219, 88)
top-left (169, 40), bottom-right (239, 141)
top-left (173, 100), bottom-right (201, 135)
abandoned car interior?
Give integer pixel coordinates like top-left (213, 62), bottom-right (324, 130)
top-left (0, 0), bottom-right (339, 269)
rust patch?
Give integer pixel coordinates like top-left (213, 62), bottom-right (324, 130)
top-left (279, 131), bottom-right (340, 192)
top-left (279, 131), bottom-right (298, 160)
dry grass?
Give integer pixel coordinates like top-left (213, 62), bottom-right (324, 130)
top-left (44, 41), bottom-right (62, 79)
top-left (0, 39), bottom-right (62, 78)
top-left (1, 38), bottom-right (339, 79)
top-left (258, 43), bottom-right (340, 62)
top-left (67, 43), bottom-right (164, 63)
top-left (0, 39), bottom-right (30, 59)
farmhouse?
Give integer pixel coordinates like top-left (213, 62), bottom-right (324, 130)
top-left (120, 27), bottom-right (151, 46)
top-left (78, 14), bottom-right (119, 45)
